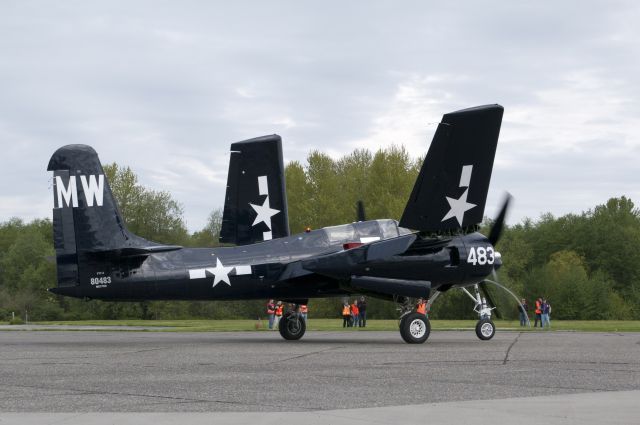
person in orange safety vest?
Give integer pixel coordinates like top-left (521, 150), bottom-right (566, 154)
top-left (534, 297), bottom-right (543, 328)
top-left (351, 300), bottom-right (360, 327)
top-left (274, 301), bottom-right (284, 329)
top-left (342, 303), bottom-right (351, 328)
top-left (416, 298), bottom-right (427, 316)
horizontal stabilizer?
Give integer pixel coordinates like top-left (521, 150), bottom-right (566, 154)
top-left (89, 245), bottom-right (183, 257)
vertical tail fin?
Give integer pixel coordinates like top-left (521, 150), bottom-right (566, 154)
top-left (219, 135), bottom-right (290, 245)
top-left (399, 105), bottom-right (504, 232)
top-left (48, 145), bottom-right (168, 287)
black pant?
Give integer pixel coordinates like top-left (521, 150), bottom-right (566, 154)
top-left (534, 313), bottom-right (542, 327)
top-left (343, 316), bottom-right (350, 327)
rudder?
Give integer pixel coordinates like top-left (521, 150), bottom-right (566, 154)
top-left (219, 135), bottom-right (290, 245)
top-left (48, 144), bottom-right (174, 288)
top-left (399, 105), bottom-right (504, 233)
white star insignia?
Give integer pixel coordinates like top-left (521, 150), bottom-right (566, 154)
top-left (441, 188), bottom-right (476, 226)
top-left (249, 196), bottom-right (280, 228)
top-left (207, 258), bottom-right (233, 288)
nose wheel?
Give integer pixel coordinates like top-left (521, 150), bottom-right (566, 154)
top-left (461, 284), bottom-right (497, 341)
top-left (475, 318), bottom-right (495, 340)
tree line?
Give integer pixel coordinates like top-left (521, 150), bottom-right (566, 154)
top-left (1, 147), bottom-right (639, 322)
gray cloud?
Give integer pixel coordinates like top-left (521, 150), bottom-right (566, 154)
top-left (1, 0), bottom-right (639, 231)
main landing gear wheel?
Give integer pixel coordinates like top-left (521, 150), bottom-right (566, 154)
top-left (400, 313), bottom-right (430, 344)
top-left (475, 318), bottom-right (496, 340)
top-left (279, 312), bottom-right (306, 341)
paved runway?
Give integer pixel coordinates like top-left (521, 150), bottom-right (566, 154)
top-left (3, 391), bottom-right (640, 425)
top-left (1, 330), bottom-right (639, 412)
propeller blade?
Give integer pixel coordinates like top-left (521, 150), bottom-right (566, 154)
top-left (488, 193), bottom-right (512, 246)
top-left (479, 281), bottom-right (501, 319)
top-left (356, 200), bottom-right (366, 222)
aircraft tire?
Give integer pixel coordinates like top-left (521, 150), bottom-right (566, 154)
top-left (400, 313), bottom-right (430, 344)
top-left (278, 313), bottom-right (306, 341)
top-left (475, 318), bottom-right (496, 340)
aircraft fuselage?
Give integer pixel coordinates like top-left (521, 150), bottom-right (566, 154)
top-left (50, 221), bottom-right (497, 302)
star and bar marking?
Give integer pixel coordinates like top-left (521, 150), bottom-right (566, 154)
top-left (441, 165), bottom-right (477, 226)
top-left (248, 175), bottom-right (280, 241)
top-left (188, 258), bottom-right (252, 288)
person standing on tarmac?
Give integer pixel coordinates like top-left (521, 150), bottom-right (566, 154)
top-left (266, 299), bottom-right (276, 330)
top-left (518, 298), bottom-right (529, 327)
top-left (416, 298), bottom-right (427, 316)
top-left (534, 297), bottom-right (543, 327)
top-left (350, 300), bottom-right (360, 327)
top-left (274, 301), bottom-right (284, 329)
top-left (358, 296), bottom-right (367, 327)
top-left (342, 303), bottom-right (351, 327)
top-left (541, 298), bottom-right (551, 328)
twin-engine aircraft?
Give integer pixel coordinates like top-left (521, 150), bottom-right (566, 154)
top-left (48, 104), bottom-right (508, 343)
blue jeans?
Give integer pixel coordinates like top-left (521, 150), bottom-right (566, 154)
top-left (542, 313), bottom-right (550, 328)
top-left (301, 313), bottom-right (307, 322)
top-left (359, 312), bottom-right (366, 327)
top-left (353, 315), bottom-right (359, 327)
top-left (519, 312), bottom-right (528, 326)
top-left (268, 314), bottom-right (275, 329)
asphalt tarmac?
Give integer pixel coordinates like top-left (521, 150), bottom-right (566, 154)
top-left (1, 329), bottom-right (639, 413)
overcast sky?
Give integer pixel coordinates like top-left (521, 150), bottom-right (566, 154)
top-left (1, 1), bottom-right (639, 232)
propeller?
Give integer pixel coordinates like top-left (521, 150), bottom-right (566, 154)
top-left (479, 193), bottom-right (512, 319)
top-left (488, 193), bottom-right (512, 246)
top-left (356, 200), bottom-right (366, 222)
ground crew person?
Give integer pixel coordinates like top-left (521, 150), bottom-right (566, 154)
top-left (357, 296), bottom-right (367, 327)
top-left (534, 297), bottom-right (542, 327)
top-left (541, 298), bottom-right (551, 328)
top-left (342, 303), bottom-right (351, 327)
top-left (300, 304), bottom-right (308, 322)
top-left (275, 301), bottom-right (284, 329)
top-left (350, 300), bottom-right (360, 327)
top-left (266, 299), bottom-right (276, 330)
top-left (518, 298), bottom-right (529, 327)
top-left (416, 298), bottom-right (427, 315)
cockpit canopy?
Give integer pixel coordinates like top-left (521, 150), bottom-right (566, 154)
top-left (261, 219), bottom-right (415, 262)
top-left (323, 219), bottom-right (409, 244)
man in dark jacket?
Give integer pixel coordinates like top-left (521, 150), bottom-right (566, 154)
top-left (518, 298), bottom-right (529, 326)
top-left (266, 300), bottom-right (276, 330)
top-left (542, 298), bottom-right (551, 328)
top-left (357, 296), bottom-right (367, 327)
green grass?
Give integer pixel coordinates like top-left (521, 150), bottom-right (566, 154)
top-left (20, 319), bottom-right (640, 332)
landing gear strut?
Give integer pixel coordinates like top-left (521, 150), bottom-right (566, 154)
top-left (278, 311), bottom-right (306, 341)
top-left (461, 284), bottom-right (496, 340)
top-left (396, 297), bottom-right (430, 344)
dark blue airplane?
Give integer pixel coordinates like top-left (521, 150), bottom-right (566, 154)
top-left (48, 104), bottom-right (508, 343)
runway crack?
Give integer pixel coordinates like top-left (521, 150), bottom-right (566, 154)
top-left (503, 332), bottom-right (522, 365)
